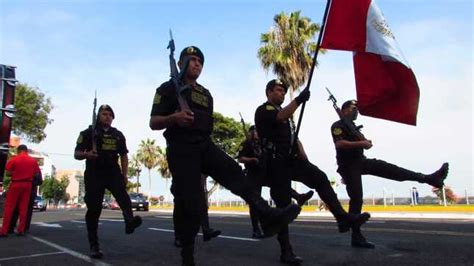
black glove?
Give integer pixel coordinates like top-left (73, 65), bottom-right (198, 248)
top-left (295, 88), bottom-right (310, 105)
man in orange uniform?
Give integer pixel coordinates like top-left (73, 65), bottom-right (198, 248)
top-left (0, 145), bottom-right (41, 236)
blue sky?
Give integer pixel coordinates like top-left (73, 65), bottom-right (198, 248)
top-left (1, 0), bottom-right (472, 202)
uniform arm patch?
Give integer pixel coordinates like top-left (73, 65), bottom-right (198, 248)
top-left (332, 127), bottom-right (343, 136)
top-left (265, 104), bottom-right (275, 111)
top-left (76, 134), bottom-right (83, 144)
top-left (153, 93), bottom-right (161, 105)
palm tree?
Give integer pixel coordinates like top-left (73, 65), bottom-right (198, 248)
top-left (156, 147), bottom-right (171, 201)
top-left (258, 10), bottom-right (322, 100)
top-left (128, 153), bottom-right (142, 193)
top-left (136, 138), bottom-right (160, 201)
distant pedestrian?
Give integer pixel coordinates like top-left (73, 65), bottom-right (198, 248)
top-left (0, 145), bottom-right (41, 237)
top-left (8, 171), bottom-right (43, 233)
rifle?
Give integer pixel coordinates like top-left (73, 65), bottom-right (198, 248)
top-left (238, 112), bottom-right (248, 136)
top-left (91, 91), bottom-right (98, 153)
top-left (325, 87), bottom-right (366, 141)
top-left (167, 30), bottom-right (191, 112)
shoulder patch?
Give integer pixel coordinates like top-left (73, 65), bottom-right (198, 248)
top-left (153, 93), bottom-right (161, 105)
top-left (332, 127), bottom-right (343, 136)
top-left (76, 134), bottom-right (83, 144)
top-left (265, 105), bottom-right (275, 111)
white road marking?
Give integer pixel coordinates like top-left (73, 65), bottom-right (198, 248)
top-left (31, 222), bottom-right (62, 228)
top-left (388, 254), bottom-right (404, 257)
top-left (154, 216), bottom-right (173, 219)
top-left (148, 227), bottom-right (260, 242)
top-left (70, 220), bottom-right (101, 225)
top-left (30, 236), bottom-right (111, 266)
top-left (100, 219), bottom-right (124, 222)
top-left (0, 251), bottom-right (66, 261)
top-left (296, 219), bottom-right (386, 224)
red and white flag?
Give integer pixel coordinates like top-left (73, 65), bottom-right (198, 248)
top-left (320, 0), bottom-right (419, 125)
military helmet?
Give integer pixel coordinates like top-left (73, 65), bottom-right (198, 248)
top-left (179, 46), bottom-right (204, 65)
top-left (341, 100), bottom-right (358, 110)
top-left (98, 104), bottom-right (115, 119)
top-left (265, 79), bottom-right (288, 94)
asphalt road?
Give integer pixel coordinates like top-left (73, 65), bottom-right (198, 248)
top-left (0, 209), bottom-right (473, 266)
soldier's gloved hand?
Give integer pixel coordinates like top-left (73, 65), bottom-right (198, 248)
top-left (295, 88), bottom-right (310, 105)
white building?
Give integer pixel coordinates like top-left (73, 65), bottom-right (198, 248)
top-left (29, 149), bottom-right (56, 178)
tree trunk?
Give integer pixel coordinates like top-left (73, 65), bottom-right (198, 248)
top-left (165, 178), bottom-right (169, 202)
top-left (207, 183), bottom-right (220, 199)
top-left (148, 169), bottom-right (152, 202)
top-left (136, 175), bottom-right (140, 193)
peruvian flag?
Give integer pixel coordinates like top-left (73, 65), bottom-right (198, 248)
top-left (320, 0), bottom-right (419, 125)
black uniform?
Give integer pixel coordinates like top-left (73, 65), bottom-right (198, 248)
top-left (75, 125), bottom-right (134, 248)
top-left (331, 119), bottom-right (427, 216)
top-left (255, 101), bottom-right (357, 255)
top-left (151, 80), bottom-right (300, 264)
top-left (237, 138), bottom-right (265, 234)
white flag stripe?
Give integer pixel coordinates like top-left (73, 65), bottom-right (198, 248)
top-left (366, 0), bottom-right (410, 67)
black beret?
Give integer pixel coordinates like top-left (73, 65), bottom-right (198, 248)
top-left (98, 104), bottom-right (115, 119)
top-left (179, 46), bottom-right (204, 65)
top-left (265, 79), bottom-right (288, 93)
top-left (341, 100), bottom-right (357, 110)
top-left (249, 125), bottom-right (256, 131)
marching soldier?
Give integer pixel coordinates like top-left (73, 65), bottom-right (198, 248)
top-left (331, 100), bottom-right (449, 248)
top-left (255, 79), bottom-right (372, 265)
top-left (149, 46), bottom-right (301, 266)
top-left (74, 104), bottom-right (142, 258)
top-left (237, 125), bottom-right (313, 238)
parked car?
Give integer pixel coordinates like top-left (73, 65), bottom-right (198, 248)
top-left (102, 199), bottom-right (111, 209)
top-left (129, 193), bottom-right (149, 211)
top-left (33, 196), bottom-right (47, 211)
top-left (109, 199), bottom-right (120, 210)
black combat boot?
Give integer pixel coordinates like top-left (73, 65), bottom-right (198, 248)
top-left (351, 231), bottom-right (375, 248)
top-left (261, 205), bottom-right (301, 237)
top-left (90, 244), bottom-right (104, 259)
top-left (280, 246), bottom-right (303, 265)
top-left (202, 228), bottom-right (221, 242)
top-left (181, 244), bottom-right (195, 266)
top-left (294, 190), bottom-right (314, 206)
top-left (243, 192), bottom-right (301, 238)
top-left (252, 228), bottom-right (264, 239)
top-left (174, 237), bottom-right (183, 247)
top-left (125, 215), bottom-right (142, 234)
top-left (424, 163), bottom-right (449, 189)
top-left (337, 212), bottom-right (371, 233)
top-left (88, 231), bottom-right (103, 259)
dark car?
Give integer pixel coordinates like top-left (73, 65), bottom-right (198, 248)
top-left (129, 193), bottom-right (149, 211)
top-left (33, 196), bottom-right (47, 211)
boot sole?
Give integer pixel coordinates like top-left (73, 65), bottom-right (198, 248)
top-left (338, 212), bottom-right (371, 233)
top-left (261, 205), bottom-right (301, 238)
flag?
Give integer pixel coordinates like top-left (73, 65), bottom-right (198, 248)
top-left (320, 0), bottom-right (419, 125)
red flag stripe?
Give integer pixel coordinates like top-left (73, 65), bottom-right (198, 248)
top-left (320, 0), bottom-right (371, 51)
top-left (354, 52), bottom-right (419, 125)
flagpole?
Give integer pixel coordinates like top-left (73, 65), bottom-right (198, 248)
top-left (292, 0), bottom-right (331, 152)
